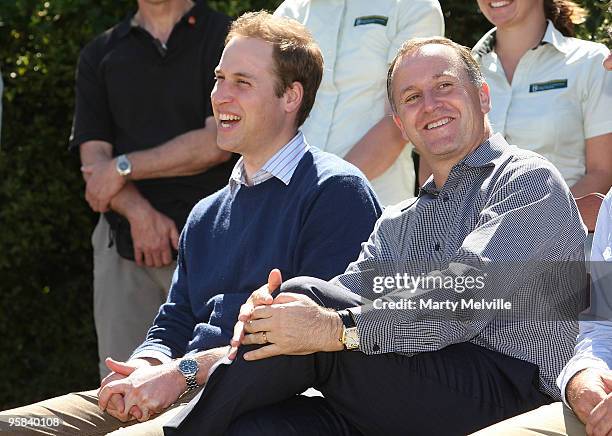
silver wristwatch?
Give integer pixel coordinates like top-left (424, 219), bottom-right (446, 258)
top-left (177, 358), bottom-right (199, 392)
top-left (115, 154), bottom-right (132, 177)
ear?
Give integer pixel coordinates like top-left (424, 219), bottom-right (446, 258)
top-left (392, 113), bottom-right (410, 141)
top-left (479, 81), bottom-right (491, 115)
top-left (283, 81), bottom-right (304, 115)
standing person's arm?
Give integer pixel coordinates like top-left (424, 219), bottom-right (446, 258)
top-left (570, 133), bottom-right (612, 197)
top-left (79, 141), bottom-right (179, 267)
top-left (80, 117), bottom-right (230, 212)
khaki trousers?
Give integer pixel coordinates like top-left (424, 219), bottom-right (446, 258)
top-left (471, 402), bottom-right (585, 435)
top-left (93, 217), bottom-right (176, 379)
top-left (0, 388), bottom-right (200, 435)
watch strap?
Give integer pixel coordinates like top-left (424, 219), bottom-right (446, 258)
top-left (337, 309), bottom-right (356, 328)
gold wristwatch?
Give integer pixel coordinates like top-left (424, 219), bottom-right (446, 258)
top-left (337, 310), bottom-right (359, 350)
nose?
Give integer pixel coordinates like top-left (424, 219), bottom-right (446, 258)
top-left (211, 80), bottom-right (232, 106)
top-left (422, 90), bottom-right (442, 113)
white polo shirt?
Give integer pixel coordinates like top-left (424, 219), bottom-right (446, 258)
top-left (474, 20), bottom-right (612, 187)
top-left (275, 0), bottom-right (444, 205)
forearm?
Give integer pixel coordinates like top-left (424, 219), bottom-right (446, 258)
top-left (571, 171), bottom-right (612, 197)
top-left (128, 127), bottom-right (231, 180)
top-left (79, 140), bottom-right (113, 181)
top-left (192, 347), bottom-right (230, 385)
top-left (343, 116), bottom-right (406, 180)
top-left (108, 182), bottom-right (152, 220)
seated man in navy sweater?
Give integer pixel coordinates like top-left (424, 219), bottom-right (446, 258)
top-left (0, 11), bottom-right (380, 435)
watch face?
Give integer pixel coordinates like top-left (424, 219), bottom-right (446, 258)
top-left (344, 328), bottom-right (359, 350)
top-left (179, 358), bottom-right (198, 375)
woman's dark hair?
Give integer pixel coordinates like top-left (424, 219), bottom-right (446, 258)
top-left (544, 0), bottom-right (587, 37)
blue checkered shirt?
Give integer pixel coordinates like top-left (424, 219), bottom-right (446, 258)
top-left (333, 133), bottom-right (587, 399)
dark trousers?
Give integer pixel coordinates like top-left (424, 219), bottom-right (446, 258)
top-left (164, 277), bottom-right (551, 436)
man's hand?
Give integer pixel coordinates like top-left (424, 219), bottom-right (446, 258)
top-left (98, 358), bottom-right (154, 421)
top-left (566, 368), bottom-right (612, 436)
top-left (240, 292), bottom-right (344, 361)
top-left (588, 390), bottom-right (612, 436)
top-left (229, 269), bottom-right (281, 358)
top-left (228, 269), bottom-right (282, 360)
top-left (567, 368), bottom-right (612, 429)
top-left (82, 158), bottom-right (126, 212)
top-left (98, 361), bottom-right (185, 423)
top-left (126, 204), bottom-right (179, 268)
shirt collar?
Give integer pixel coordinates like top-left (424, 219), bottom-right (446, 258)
top-left (115, 13), bottom-right (137, 39)
top-left (229, 131), bottom-right (310, 195)
top-left (541, 19), bottom-right (573, 54)
top-left (472, 27), bottom-right (497, 59)
top-left (461, 133), bottom-right (508, 168)
top-left (472, 20), bottom-right (572, 58)
top-left (418, 134), bottom-right (508, 196)
top-left (114, 0), bottom-right (201, 40)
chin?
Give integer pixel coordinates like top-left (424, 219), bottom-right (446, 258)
top-left (217, 138), bottom-right (240, 154)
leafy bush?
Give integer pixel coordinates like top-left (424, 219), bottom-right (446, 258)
top-left (0, 0), bottom-right (609, 409)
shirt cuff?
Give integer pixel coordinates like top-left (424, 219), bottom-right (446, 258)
top-left (129, 349), bottom-right (173, 364)
top-left (557, 357), bottom-right (611, 407)
top-left (350, 304), bottom-right (394, 355)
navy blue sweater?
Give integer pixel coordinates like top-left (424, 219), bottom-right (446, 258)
top-left (132, 148), bottom-right (382, 360)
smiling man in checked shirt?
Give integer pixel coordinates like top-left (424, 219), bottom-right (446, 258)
top-left (165, 36), bottom-right (588, 436)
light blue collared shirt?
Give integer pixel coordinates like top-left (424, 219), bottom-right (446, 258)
top-left (229, 131), bottom-right (310, 195)
top-left (557, 188), bottom-right (612, 405)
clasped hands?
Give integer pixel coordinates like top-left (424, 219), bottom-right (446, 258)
top-left (97, 357), bottom-right (185, 423)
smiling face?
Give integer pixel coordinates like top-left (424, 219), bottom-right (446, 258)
top-left (390, 44), bottom-right (491, 166)
top-left (476, 0), bottom-right (545, 29)
top-left (211, 36), bottom-right (299, 161)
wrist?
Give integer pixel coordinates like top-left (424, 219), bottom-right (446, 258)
top-left (115, 154), bottom-right (133, 179)
top-left (566, 370), bottom-right (583, 408)
top-left (325, 310), bottom-right (345, 352)
top-left (124, 198), bottom-right (155, 223)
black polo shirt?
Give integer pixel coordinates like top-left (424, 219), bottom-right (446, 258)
top-left (70, 1), bottom-right (234, 244)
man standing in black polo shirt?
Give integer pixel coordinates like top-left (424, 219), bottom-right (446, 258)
top-left (69, 0), bottom-right (233, 379)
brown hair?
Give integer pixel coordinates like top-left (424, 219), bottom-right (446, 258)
top-left (543, 0), bottom-right (587, 37)
top-left (227, 11), bottom-right (324, 128)
top-left (386, 37), bottom-right (484, 113)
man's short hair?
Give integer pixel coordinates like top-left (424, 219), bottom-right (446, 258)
top-left (227, 11), bottom-right (324, 128)
top-left (386, 37), bottom-right (485, 113)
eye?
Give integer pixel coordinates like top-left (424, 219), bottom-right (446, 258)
top-left (403, 94), bottom-right (420, 104)
top-left (237, 79), bottom-right (251, 87)
top-left (439, 82), bottom-right (453, 90)
top-left (214, 75), bottom-right (223, 82)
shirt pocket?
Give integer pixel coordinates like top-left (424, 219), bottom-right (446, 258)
top-left (337, 21), bottom-right (389, 83)
top-left (506, 83), bottom-right (582, 166)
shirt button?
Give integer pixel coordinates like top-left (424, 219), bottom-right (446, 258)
top-left (442, 194), bottom-right (450, 202)
top-left (435, 242), bottom-right (441, 251)
top-left (372, 344), bottom-right (380, 352)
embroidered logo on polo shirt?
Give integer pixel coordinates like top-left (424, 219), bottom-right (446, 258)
top-left (529, 80), bottom-right (568, 93)
top-left (354, 15), bottom-right (388, 26)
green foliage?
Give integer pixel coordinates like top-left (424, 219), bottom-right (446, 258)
top-left (0, 0), bottom-right (609, 409)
